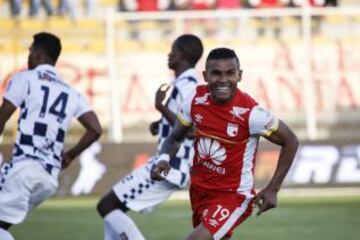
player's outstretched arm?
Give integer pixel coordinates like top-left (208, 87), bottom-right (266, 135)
top-left (155, 84), bottom-right (178, 126)
top-left (0, 99), bottom-right (17, 136)
top-left (151, 120), bottom-right (191, 180)
top-left (254, 120), bottom-right (298, 216)
top-left (62, 111), bottom-right (102, 169)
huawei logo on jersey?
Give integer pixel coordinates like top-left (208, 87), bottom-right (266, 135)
top-left (197, 138), bottom-right (227, 174)
top-left (198, 138), bottom-right (226, 165)
top-left (194, 93), bottom-right (211, 105)
top-left (230, 106), bottom-right (249, 121)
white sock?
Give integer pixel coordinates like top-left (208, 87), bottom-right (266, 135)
top-left (0, 228), bottom-right (15, 240)
top-left (104, 220), bottom-right (117, 240)
top-left (104, 210), bottom-right (145, 240)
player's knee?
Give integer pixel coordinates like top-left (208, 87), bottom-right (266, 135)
top-left (96, 196), bottom-right (107, 218)
top-left (97, 191), bottom-right (128, 218)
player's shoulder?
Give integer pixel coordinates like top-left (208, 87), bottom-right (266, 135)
top-left (195, 84), bottom-right (210, 94)
top-left (175, 71), bottom-right (198, 89)
top-left (236, 89), bottom-right (258, 107)
top-left (68, 87), bottom-right (85, 100)
top-left (10, 69), bottom-right (33, 81)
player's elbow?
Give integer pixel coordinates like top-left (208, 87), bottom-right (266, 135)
top-left (87, 124), bottom-right (103, 141)
top-left (92, 126), bottom-right (103, 140)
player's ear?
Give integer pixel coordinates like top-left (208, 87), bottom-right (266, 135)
top-left (202, 70), bottom-right (208, 83)
top-left (238, 69), bottom-right (243, 82)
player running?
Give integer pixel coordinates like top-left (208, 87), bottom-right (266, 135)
top-left (152, 47), bottom-right (298, 240)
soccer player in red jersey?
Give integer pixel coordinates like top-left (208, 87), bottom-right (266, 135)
top-left (151, 48), bottom-right (299, 240)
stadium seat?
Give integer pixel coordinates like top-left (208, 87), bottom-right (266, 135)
top-left (143, 40), bottom-right (168, 51)
top-left (87, 40), bottom-right (106, 53)
top-left (76, 19), bottom-right (103, 29)
top-left (116, 40), bottom-right (140, 52)
top-left (19, 19), bottom-right (44, 30)
top-left (48, 17), bottom-right (73, 29)
top-left (0, 18), bottom-right (16, 29)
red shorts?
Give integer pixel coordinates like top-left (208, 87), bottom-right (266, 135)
top-left (190, 185), bottom-right (253, 240)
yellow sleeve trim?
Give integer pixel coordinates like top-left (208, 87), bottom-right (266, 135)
top-left (177, 113), bottom-right (192, 127)
top-left (263, 118), bottom-right (279, 137)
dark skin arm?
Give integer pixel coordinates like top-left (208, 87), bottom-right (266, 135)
top-left (254, 120), bottom-right (299, 216)
top-left (151, 83), bottom-right (195, 138)
top-left (0, 99), bottom-right (17, 136)
top-left (149, 119), bottom-right (161, 136)
top-left (61, 111), bottom-right (103, 169)
top-left (155, 84), bottom-right (177, 126)
top-left (149, 84), bottom-right (175, 136)
top-left (150, 120), bottom-right (192, 180)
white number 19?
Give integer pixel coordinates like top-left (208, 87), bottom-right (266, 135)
top-left (212, 205), bottom-right (230, 221)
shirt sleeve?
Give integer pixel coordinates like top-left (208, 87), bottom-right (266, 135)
top-left (249, 106), bottom-right (279, 136)
top-left (3, 73), bottom-right (28, 107)
top-left (177, 88), bottom-right (196, 127)
top-left (177, 80), bottom-right (197, 101)
top-left (74, 93), bottom-right (92, 118)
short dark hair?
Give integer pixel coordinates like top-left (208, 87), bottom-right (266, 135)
top-left (33, 32), bottom-right (62, 63)
top-left (206, 48), bottom-right (240, 67)
top-left (174, 34), bottom-right (203, 67)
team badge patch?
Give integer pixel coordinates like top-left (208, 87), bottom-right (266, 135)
top-left (227, 123), bottom-right (238, 137)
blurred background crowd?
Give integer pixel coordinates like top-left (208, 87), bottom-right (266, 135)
top-left (2, 0), bottom-right (346, 20)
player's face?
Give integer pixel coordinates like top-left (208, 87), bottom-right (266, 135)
top-left (203, 58), bottom-right (242, 104)
top-left (167, 43), bottom-right (182, 70)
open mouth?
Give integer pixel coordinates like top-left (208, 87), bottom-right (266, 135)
top-left (215, 86), bottom-right (231, 95)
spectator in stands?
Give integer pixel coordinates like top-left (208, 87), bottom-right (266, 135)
top-left (83, 0), bottom-right (97, 16)
top-left (287, 0), bottom-right (325, 7)
top-left (138, 0), bottom-right (159, 11)
top-left (29, 0), bottom-right (54, 17)
top-left (215, 0), bottom-right (241, 9)
top-left (120, 0), bottom-right (160, 11)
top-left (324, 0), bottom-right (337, 6)
top-left (57, 0), bottom-right (77, 20)
top-left (166, 0), bottom-right (191, 10)
top-left (190, 0), bottom-right (216, 10)
top-left (9, 0), bottom-right (21, 17)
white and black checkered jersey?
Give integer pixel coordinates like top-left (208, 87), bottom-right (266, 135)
top-left (157, 68), bottom-right (198, 185)
top-left (3, 64), bottom-right (91, 178)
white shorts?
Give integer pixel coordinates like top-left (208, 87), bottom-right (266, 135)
top-left (113, 164), bottom-right (179, 213)
top-left (0, 160), bottom-right (58, 224)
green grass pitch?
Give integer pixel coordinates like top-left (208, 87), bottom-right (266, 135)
top-left (11, 195), bottom-right (360, 240)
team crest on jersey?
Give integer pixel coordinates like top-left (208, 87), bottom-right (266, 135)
top-left (227, 123), bottom-right (238, 137)
top-left (194, 93), bottom-right (211, 105)
top-left (230, 106), bottom-right (249, 121)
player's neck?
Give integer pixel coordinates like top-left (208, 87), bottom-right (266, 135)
top-left (174, 64), bottom-right (192, 78)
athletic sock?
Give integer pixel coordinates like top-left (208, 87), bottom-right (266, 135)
top-left (0, 228), bottom-right (15, 240)
top-left (104, 220), bottom-right (117, 240)
top-left (104, 209), bottom-right (145, 240)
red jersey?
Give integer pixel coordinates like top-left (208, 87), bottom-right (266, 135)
top-left (178, 85), bottom-right (279, 196)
